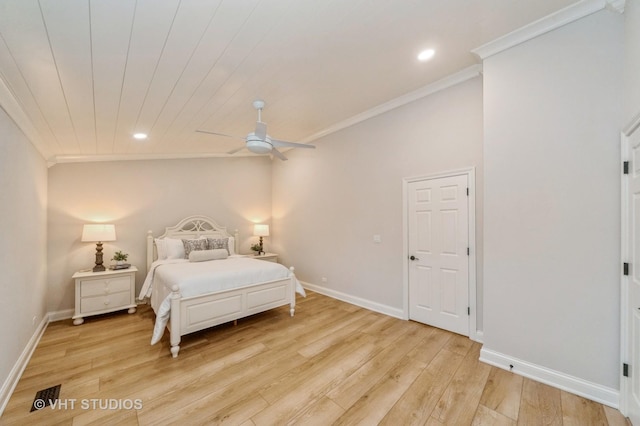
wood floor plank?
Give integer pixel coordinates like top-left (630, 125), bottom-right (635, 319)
top-left (285, 396), bottom-right (345, 426)
top-left (518, 378), bottom-right (563, 426)
top-left (472, 404), bottom-right (517, 426)
top-left (603, 405), bottom-right (631, 426)
top-left (479, 367), bottom-right (523, 420)
top-left (326, 325), bottom-right (428, 410)
top-left (252, 334), bottom-right (379, 425)
top-left (332, 353), bottom-right (428, 426)
top-left (136, 343), bottom-right (307, 424)
top-left (296, 309), bottom-right (371, 358)
top-left (431, 342), bottom-right (491, 425)
top-left (378, 349), bottom-right (464, 426)
top-left (405, 326), bottom-right (451, 364)
top-left (560, 391), bottom-right (608, 426)
top-left (1, 292), bottom-right (624, 425)
top-left (442, 332), bottom-right (474, 357)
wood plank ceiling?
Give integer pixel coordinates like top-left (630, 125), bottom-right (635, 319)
top-left (0, 0), bottom-right (580, 163)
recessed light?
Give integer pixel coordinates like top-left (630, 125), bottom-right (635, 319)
top-left (417, 49), bottom-right (435, 62)
top-left (133, 133), bottom-right (148, 140)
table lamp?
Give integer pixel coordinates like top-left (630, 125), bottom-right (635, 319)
top-left (82, 224), bottom-right (116, 272)
top-left (253, 224), bottom-right (269, 255)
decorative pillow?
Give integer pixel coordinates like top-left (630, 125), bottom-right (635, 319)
top-left (227, 236), bottom-right (236, 255)
top-left (155, 238), bottom-right (167, 260)
top-left (189, 249), bottom-right (229, 262)
top-left (182, 238), bottom-right (208, 258)
top-left (206, 237), bottom-right (229, 255)
top-left (156, 238), bottom-right (185, 260)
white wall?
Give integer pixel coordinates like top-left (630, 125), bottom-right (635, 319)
top-left (0, 107), bottom-right (48, 402)
top-left (47, 156), bottom-right (272, 312)
top-left (483, 9), bottom-right (623, 389)
top-left (626, 0), bottom-right (640, 125)
top-left (272, 77), bottom-right (483, 321)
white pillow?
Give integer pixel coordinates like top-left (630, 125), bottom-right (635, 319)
top-left (189, 249), bottom-right (229, 262)
top-left (155, 237), bottom-right (185, 260)
top-left (155, 238), bottom-right (167, 260)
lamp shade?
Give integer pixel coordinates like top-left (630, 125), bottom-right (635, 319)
top-left (81, 224), bottom-right (116, 242)
top-left (253, 224), bottom-right (270, 237)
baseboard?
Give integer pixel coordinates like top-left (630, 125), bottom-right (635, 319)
top-left (48, 308), bottom-right (74, 322)
top-left (300, 281), bottom-right (404, 319)
top-left (0, 316), bottom-right (49, 416)
top-left (480, 347), bottom-right (619, 408)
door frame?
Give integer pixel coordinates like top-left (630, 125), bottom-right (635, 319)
top-left (620, 113), bottom-right (640, 416)
top-left (402, 167), bottom-right (479, 342)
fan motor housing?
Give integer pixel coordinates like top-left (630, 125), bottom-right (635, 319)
top-left (246, 134), bottom-right (272, 154)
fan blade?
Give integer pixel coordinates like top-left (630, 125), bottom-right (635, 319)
top-left (271, 147), bottom-right (288, 161)
top-left (196, 130), bottom-right (244, 140)
top-left (255, 121), bottom-right (267, 140)
top-left (227, 146), bottom-right (246, 155)
top-left (271, 139), bottom-right (316, 149)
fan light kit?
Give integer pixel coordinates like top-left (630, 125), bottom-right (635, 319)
top-left (196, 100), bottom-right (316, 161)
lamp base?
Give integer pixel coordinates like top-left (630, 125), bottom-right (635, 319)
top-left (93, 242), bottom-right (106, 272)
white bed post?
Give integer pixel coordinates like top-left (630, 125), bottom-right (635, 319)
top-left (170, 285), bottom-right (181, 358)
top-left (146, 230), bottom-right (154, 272)
top-left (289, 266), bottom-right (296, 317)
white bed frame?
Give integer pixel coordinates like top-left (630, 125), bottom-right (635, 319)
top-left (146, 215), bottom-right (296, 358)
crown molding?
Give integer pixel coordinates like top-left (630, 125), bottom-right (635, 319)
top-left (472, 0), bottom-right (623, 60)
top-left (300, 64), bottom-right (483, 144)
top-left (50, 152), bottom-right (236, 166)
top-left (0, 74), bottom-right (50, 160)
top-left (606, 0), bottom-right (626, 13)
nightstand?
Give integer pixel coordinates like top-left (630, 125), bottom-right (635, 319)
top-left (72, 266), bottom-right (138, 325)
top-left (251, 252), bottom-right (278, 262)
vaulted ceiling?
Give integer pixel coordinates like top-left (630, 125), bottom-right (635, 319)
top-left (0, 0), bottom-right (583, 164)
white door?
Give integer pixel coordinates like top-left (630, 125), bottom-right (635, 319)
top-left (408, 174), bottom-right (469, 336)
top-left (624, 127), bottom-right (640, 425)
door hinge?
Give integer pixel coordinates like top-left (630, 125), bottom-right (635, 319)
top-left (624, 161), bottom-right (629, 175)
top-left (624, 263), bottom-right (630, 276)
top-left (467, 247), bottom-right (470, 256)
top-left (466, 187), bottom-right (469, 196)
top-left (624, 363), bottom-right (630, 377)
top-left (467, 307), bottom-right (470, 316)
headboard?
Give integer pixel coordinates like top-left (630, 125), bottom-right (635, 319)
top-left (147, 215), bottom-right (239, 271)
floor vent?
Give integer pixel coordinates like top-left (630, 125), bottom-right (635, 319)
top-left (30, 384), bottom-right (61, 412)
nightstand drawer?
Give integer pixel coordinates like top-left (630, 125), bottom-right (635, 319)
top-left (80, 276), bottom-right (131, 297)
top-left (80, 291), bottom-right (132, 314)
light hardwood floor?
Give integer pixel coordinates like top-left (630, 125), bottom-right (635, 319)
top-left (2, 291), bottom-right (630, 425)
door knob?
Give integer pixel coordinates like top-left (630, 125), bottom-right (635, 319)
top-left (409, 255), bottom-right (419, 261)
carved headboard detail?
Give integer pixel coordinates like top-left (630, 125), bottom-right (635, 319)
top-left (146, 215), bottom-right (239, 271)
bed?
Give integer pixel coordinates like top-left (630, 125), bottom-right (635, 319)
top-left (139, 215), bottom-right (303, 358)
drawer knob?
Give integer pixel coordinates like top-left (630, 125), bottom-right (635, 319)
top-left (104, 300), bottom-right (109, 305)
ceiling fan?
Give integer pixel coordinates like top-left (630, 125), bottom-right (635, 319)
top-left (196, 100), bottom-right (315, 161)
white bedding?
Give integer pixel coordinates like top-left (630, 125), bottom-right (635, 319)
top-left (139, 256), bottom-right (305, 344)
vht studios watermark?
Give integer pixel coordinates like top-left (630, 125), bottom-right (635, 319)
top-left (33, 398), bottom-right (143, 411)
